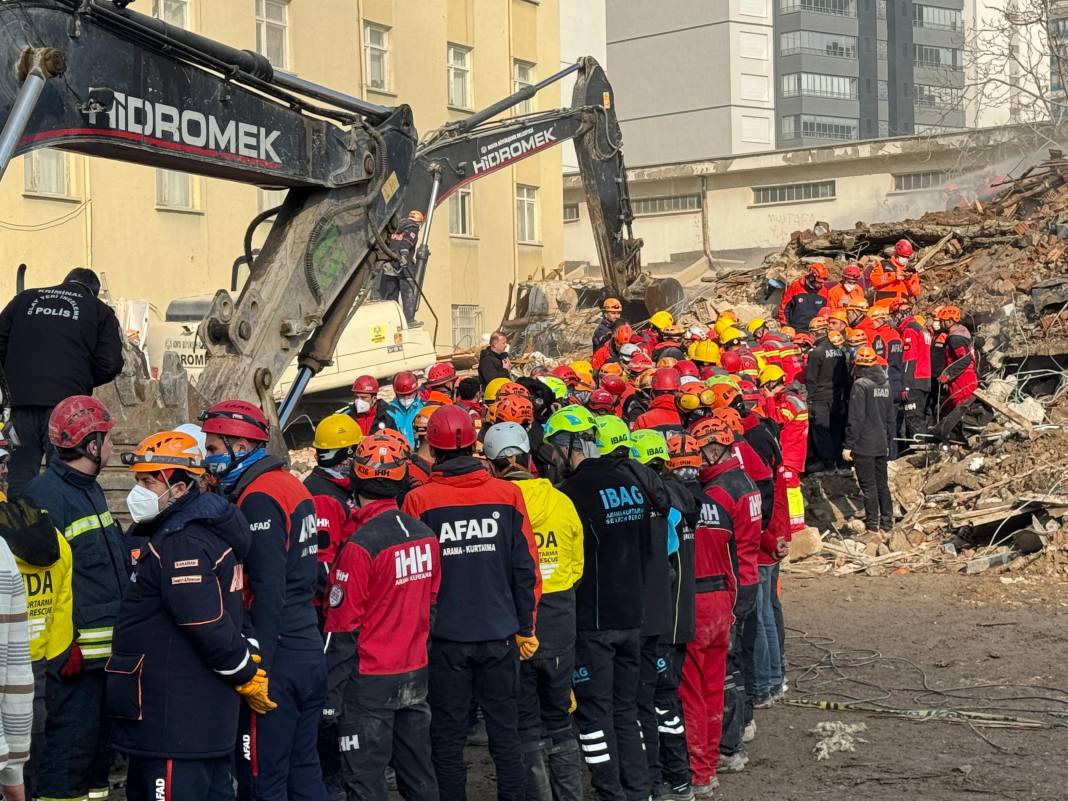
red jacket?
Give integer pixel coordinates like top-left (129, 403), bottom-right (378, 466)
top-left (692, 491), bottom-right (737, 597)
top-left (347, 400), bottom-right (389, 437)
top-left (854, 316), bottom-right (880, 348)
top-left (633, 394), bottom-right (683, 432)
top-left (591, 341), bottom-right (620, 371)
top-left (303, 468), bottom-right (352, 568)
top-left (940, 324), bottom-right (978, 408)
top-left (324, 499), bottom-right (441, 675)
top-left (764, 389), bottom-right (809, 472)
top-left (779, 343), bottom-right (805, 385)
top-left (899, 317), bottom-right (933, 387)
top-left (700, 456), bottom-right (761, 587)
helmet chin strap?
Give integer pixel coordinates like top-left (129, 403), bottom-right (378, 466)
top-left (74, 432), bottom-right (105, 473)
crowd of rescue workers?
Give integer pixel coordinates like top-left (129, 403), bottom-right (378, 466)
top-left (0, 244), bottom-right (979, 801)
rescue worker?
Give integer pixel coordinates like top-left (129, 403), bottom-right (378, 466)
top-left (24, 395), bottom-right (127, 801)
top-left (827, 309), bottom-right (848, 337)
top-left (346, 375), bottom-right (389, 436)
top-left (633, 368), bottom-right (684, 433)
top-left (455, 376), bottom-right (484, 420)
top-left (804, 328), bottom-right (848, 471)
top-left (110, 431), bottom-right (272, 800)
top-left (870, 239), bottom-right (921, 304)
top-left (822, 264), bottom-right (865, 310)
top-left (845, 298), bottom-right (878, 346)
top-left (689, 340), bottom-right (721, 375)
top-left (425, 362), bottom-right (459, 403)
top-left (898, 301), bottom-right (933, 446)
top-left (382, 209), bottom-right (424, 324)
top-left (928, 309), bottom-right (948, 422)
top-left (869, 304), bottom-right (905, 456)
top-left (305, 414), bottom-right (362, 572)
top-left (408, 404), bottom-right (441, 488)
top-left (551, 406), bottom-right (654, 801)
top-left (777, 263), bottom-right (829, 331)
top-left (401, 406), bottom-right (541, 801)
top-left (484, 422), bottom-right (585, 801)
top-left (647, 311), bottom-right (675, 347)
top-left (201, 400), bottom-right (326, 801)
top-left (0, 430), bottom-right (73, 800)
top-left (385, 371), bottom-right (426, 447)
top-left (593, 297), bottom-right (624, 351)
top-left (0, 268), bottom-right (124, 495)
top-left (759, 366), bottom-right (808, 533)
top-left (325, 432), bottom-right (441, 801)
top-left (937, 306), bottom-right (978, 413)
top-left (592, 323), bottom-right (635, 371)
top-left (479, 332), bottom-right (513, 387)
top-left (652, 325), bottom-right (687, 362)
top-left (843, 347), bottom-right (896, 532)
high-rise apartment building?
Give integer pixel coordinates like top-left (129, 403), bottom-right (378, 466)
top-left (775, 0), bottom-right (965, 146)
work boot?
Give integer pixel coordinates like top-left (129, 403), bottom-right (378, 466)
top-left (693, 779), bottom-right (719, 799)
top-left (880, 518), bottom-right (893, 532)
top-left (653, 781), bottom-right (696, 801)
top-left (717, 749), bottom-right (749, 774)
top-left (742, 720), bottom-right (757, 743)
top-left (546, 739), bottom-right (584, 801)
top-left (521, 741), bottom-right (552, 801)
top-left (753, 693), bottom-right (776, 709)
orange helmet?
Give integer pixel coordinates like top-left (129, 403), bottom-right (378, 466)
top-left (666, 434), bottom-right (702, 471)
top-left (854, 346), bottom-right (879, 367)
top-left (413, 404), bottom-right (441, 439)
top-left (690, 417), bottom-right (734, 447)
top-left (846, 328), bottom-right (869, 347)
top-left (613, 323), bottom-right (634, 347)
top-left (352, 431), bottom-right (410, 482)
top-left (602, 297), bottom-right (623, 313)
top-left (869, 303), bottom-right (891, 322)
top-left (599, 362), bottom-right (624, 377)
top-left (793, 332), bottom-right (815, 349)
top-left (709, 383), bottom-right (740, 410)
top-left (847, 297), bottom-right (870, 312)
top-left (830, 309), bottom-right (849, 323)
top-left (497, 381), bottom-right (530, 401)
top-left (124, 431), bottom-right (205, 476)
top-left (808, 262), bottom-right (829, 281)
top-left (494, 395), bottom-right (534, 427)
top-left (637, 369), bottom-right (657, 391)
top-left (779, 326), bottom-right (796, 339)
top-left (656, 356), bottom-right (679, 370)
top-left (809, 316), bottom-right (829, 332)
top-left (712, 407), bottom-right (744, 435)
top-left (827, 330), bottom-right (846, 346)
top-left (937, 305), bottom-right (962, 323)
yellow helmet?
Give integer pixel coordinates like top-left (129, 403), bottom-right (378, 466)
top-left (718, 327), bottom-right (745, 347)
top-left (690, 340), bottom-right (721, 365)
top-left (746, 318), bottom-right (767, 335)
top-left (758, 365), bottom-right (786, 386)
top-left (313, 414), bottom-right (364, 451)
top-left (713, 311), bottom-right (738, 335)
top-left (649, 310), bottom-right (674, 331)
top-left (570, 360), bottom-right (595, 386)
top-left (484, 377), bottom-right (510, 403)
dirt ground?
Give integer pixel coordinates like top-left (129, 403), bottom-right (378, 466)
top-left (462, 573), bottom-right (1068, 801)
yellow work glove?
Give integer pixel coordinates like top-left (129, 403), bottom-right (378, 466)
top-left (569, 690), bottom-right (577, 714)
top-left (236, 667), bottom-right (277, 715)
top-left (515, 634), bottom-right (540, 661)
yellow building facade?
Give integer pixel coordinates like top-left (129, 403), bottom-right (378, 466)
top-left (0, 0), bottom-right (563, 351)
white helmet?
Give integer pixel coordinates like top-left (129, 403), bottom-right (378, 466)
top-left (173, 423), bottom-right (207, 460)
top-left (483, 422), bottom-right (531, 461)
top-left (618, 343), bottom-right (641, 363)
top-left (688, 324), bottom-right (708, 341)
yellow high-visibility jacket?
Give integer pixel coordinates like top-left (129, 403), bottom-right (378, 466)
top-left (513, 476), bottom-right (584, 595)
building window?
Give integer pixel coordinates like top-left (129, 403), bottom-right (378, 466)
top-left (877, 79), bottom-right (888, 100)
top-left (1051, 17), bottom-right (1068, 41)
top-left (632, 195), bottom-right (702, 216)
top-left (449, 186), bottom-right (474, 236)
top-left (513, 60), bottom-right (535, 115)
top-left (893, 171), bottom-right (948, 192)
top-left (913, 4), bottom-right (963, 32)
top-left (752, 180), bottom-right (836, 206)
top-left (516, 184), bottom-right (538, 243)
top-left (451, 304), bottom-right (483, 350)
top-left (781, 114), bottom-right (859, 141)
top-left (156, 169), bottom-right (196, 210)
top-left (779, 31), bottom-right (857, 59)
top-left (256, 0), bottom-right (288, 69)
top-left (563, 203), bottom-right (580, 222)
top-left (913, 44), bottom-right (962, 69)
top-left (914, 83), bottom-right (962, 108)
top-left (780, 72), bottom-right (857, 100)
top-left (779, 0), bottom-right (855, 16)
top-left (23, 149), bottom-right (71, 197)
top-left (153, 0), bottom-right (188, 26)
top-left (363, 22), bottom-right (390, 92)
top-left (448, 44), bottom-right (472, 109)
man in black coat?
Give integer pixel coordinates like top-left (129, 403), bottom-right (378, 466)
top-left (478, 331), bottom-right (512, 388)
top-left (843, 347), bottom-right (897, 532)
top-left (0, 268), bottom-right (123, 495)
top-left (804, 330), bottom-right (848, 471)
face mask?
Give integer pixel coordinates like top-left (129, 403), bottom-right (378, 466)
top-left (204, 451), bottom-right (236, 476)
top-left (354, 399), bottom-right (371, 414)
top-left (579, 440), bottom-right (601, 460)
top-left (844, 281), bottom-right (857, 291)
top-left (127, 483), bottom-right (166, 523)
top-left (399, 396), bottom-right (415, 409)
top-left (673, 467), bottom-right (699, 483)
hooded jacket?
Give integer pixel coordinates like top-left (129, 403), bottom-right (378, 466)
top-left (24, 458), bottom-right (128, 668)
top-left (845, 366), bottom-right (896, 457)
top-left (633, 394), bottom-right (684, 433)
top-left (0, 492), bottom-right (73, 662)
top-left (402, 456), bottom-right (540, 642)
top-left (106, 489), bottom-right (258, 758)
top-left (384, 396), bottom-right (426, 448)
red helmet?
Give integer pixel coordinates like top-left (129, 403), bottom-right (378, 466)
top-left (426, 362), bottom-right (457, 388)
top-left (588, 388), bottom-right (616, 412)
top-left (550, 365), bottom-right (580, 387)
top-left (719, 350), bottom-right (742, 374)
top-left (426, 405), bottom-right (477, 450)
top-left (843, 263), bottom-right (862, 280)
top-left (675, 359), bottom-right (698, 378)
top-left (739, 353), bottom-right (759, 373)
top-left (628, 353), bottom-right (654, 374)
top-left (393, 371), bottom-right (419, 397)
top-left (48, 395), bottom-right (113, 449)
top-left (895, 239), bottom-right (914, 258)
top-left (599, 374), bottom-right (627, 397)
top-left (200, 400), bottom-right (270, 442)
top-left (352, 374), bottom-right (379, 395)
top-left (613, 323), bottom-right (633, 348)
top-left (652, 368), bottom-right (681, 392)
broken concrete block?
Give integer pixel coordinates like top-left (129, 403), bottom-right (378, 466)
top-left (788, 527), bottom-right (822, 561)
top-left (963, 551), bottom-right (1017, 574)
top-left (1009, 397), bottom-right (1046, 424)
top-left (889, 531), bottom-right (912, 553)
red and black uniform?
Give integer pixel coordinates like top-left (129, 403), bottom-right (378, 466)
top-left (764, 389), bottom-right (808, 533)
top-left (324, 499), bottom-right (441, 801)
top-left (591, 340), bottom-right (624, 371)
top-left (344, 399), bottom-right (390, 437)
top-left (229, 457), bottom-right (326, 801)
top-left (633, 394), bottom-right (684, 433)
top-left (940, 323), bottom-right (978, 412)
top-left (402, 456), bottom-right (540, 801)
top-left (777, 277), bottom-right (828, 331)
top-left (731, 438), bottom-right (773, 531)
top-left (899, 315), bottom-right (933, 442)
top-left (304, 468), bottom-right (351, 615)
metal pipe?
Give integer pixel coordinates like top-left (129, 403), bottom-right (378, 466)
top-left (277, 366), bottom-right (312, 430)
top-left (456, 60), bottom-right (583, 133)
top-left (411, 169), bottom-right (442, 294)
top-left (271, 73), bottom-right (393, 123)
top-left (0, 70), bottom-right (47, 181)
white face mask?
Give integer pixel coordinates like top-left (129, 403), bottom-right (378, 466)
top-left (126, 484), bottom-right (166, 523)
top-left (844, 281), bottom-right (857, 291)
top-left (354, 399), bottom-right (371, 414)
top-left (399, 396), bottom-right (415, 409)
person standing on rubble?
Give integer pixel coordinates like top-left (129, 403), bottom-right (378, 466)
top-left (870, 240), bottom-right (921, 305)
top-left (869, 305), bottom-right (905, 457)
top-left (777, 264), bottom-right (828, 331)
top-left (822, 264), bottom-right (865, 311)
top-left (594, 297), bottom-right (625, 351)
top-left (843, 347), bottom-right (896, 533)
top-left (381, 210), bottom-right (425, 324)
top-left (896, 299), bottom-right (933, 449)
top-left (804, 326), bottom-right (848, 472)
top-left (936, 306), bottom-right (978, 414)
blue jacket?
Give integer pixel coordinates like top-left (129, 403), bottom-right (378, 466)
top-left (23, 458), bottom-right (128, 667)
top-left (385, 397), bottom-right (425, 447)
top-left (107, 489), bottom-right (258, 758)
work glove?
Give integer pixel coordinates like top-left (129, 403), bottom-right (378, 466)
top-left (236, 668), bottom-right (277, 715)
top-left (515, 634), bottom-right (540, 661)
top-left (841, 449), bottom-right (854, 463)
top-left (569, 691), bottom-right (577, 714)
top-left (59, 643), bottom-right (82, 679)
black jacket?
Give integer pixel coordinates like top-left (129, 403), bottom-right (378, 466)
top-left (662, 476), bottom-right (697, 645)
top-left (0, 280), bottom-right (124, 407)
top-left (845, 367), bottom-right (896, 457)
top-left (805, 340), bottom-right (848, 407)
top-left (478, 347), bottom-right (512, 387)
top-left (592, 317), bottom-right (614, 351)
